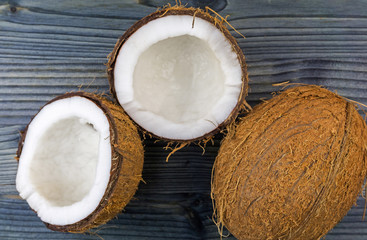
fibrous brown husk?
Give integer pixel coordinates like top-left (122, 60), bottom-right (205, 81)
top-left (106, 5), bottom-right (249, 142)
top-left (17, 92), bottom-right (144, 233)
top-left (211, 85), bottom-right (367, 240)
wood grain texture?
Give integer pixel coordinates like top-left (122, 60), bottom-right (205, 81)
top-left (0, 0), bottom-right (367, 239)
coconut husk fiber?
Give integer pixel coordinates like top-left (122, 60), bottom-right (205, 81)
top-left (17, 92), bottom-right (144, 233)
top-left (211, 85), bottom-right (367, 240)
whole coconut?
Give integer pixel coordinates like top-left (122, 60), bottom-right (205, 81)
top-left (211, 85), bottom-right (367, 240)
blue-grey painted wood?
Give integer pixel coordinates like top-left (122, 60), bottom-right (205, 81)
top-left (1, 0), bottom-right (367, 239)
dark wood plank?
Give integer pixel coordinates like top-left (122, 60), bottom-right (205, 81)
top-left (1, 0), bottom-right (367, 239)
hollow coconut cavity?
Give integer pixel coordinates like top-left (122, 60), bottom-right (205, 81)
top-left (107, 7), bottom-right (248, 141)
top-left (16, 92), bottom-right (144, 232)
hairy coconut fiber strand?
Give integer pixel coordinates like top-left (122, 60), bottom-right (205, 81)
top-left (211, 85), bottom-right (367, 240)
top-left (17, 92), bottom-right (144, 232)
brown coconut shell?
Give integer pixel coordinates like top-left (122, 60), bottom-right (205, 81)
top-left (211, 85), bottom-right (367, 240)
top-left (106, 6), bottom-right (249, 142)
top-left (16, 92), bottom-right (144, 233)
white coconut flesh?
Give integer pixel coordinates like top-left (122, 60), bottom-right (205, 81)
top-left (114, 15), bottom-right (243, 140)
top-left (16, 96), bottom-right (111, 226)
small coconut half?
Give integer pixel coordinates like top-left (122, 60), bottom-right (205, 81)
top-left (107, 7), bottom-right (248, 141)
top-left (16, 92), bottom-right (144, 232)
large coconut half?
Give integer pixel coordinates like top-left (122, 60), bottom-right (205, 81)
top-left (16, 92), bottom-right (144, 232)
top-left (211, 85), bottom-right (367, 240)
top-left (107, 7), bottom-right (248, 141)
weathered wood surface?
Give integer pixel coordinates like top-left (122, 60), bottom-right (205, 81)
top-left (1, 0), bottom-right (367, 239)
